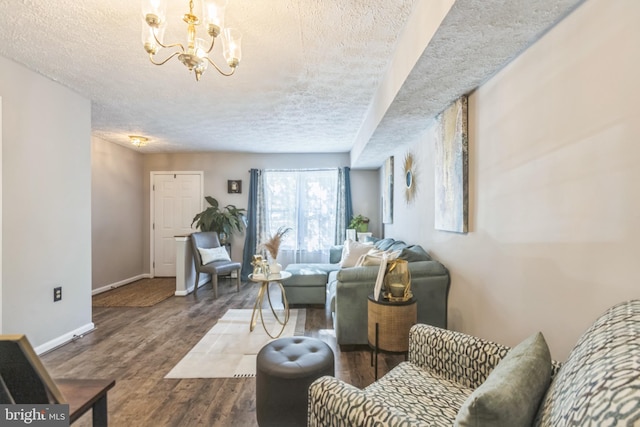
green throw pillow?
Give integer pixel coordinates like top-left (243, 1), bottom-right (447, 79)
top-left (454, 332), bottom-right (552, 427)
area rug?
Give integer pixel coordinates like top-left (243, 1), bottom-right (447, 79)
top-left (92, 278), bottom-right (175, 307)
top-left (165, 308), bottom-right (305, 379)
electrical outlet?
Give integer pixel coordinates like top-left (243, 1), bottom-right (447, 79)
top-left (53, 286), bottom-right (62, 302)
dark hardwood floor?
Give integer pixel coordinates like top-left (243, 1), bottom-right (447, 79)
top-left (41, 278), bottom-right (404, 427)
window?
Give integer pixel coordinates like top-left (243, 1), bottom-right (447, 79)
top-left (263, 169), bottom-right (338, 265)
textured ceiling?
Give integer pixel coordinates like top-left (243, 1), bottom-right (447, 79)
top-left (0, 0), bottom-right (584, 168)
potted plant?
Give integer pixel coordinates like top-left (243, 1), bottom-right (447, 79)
top-left (191, 196), bottom-right (246, 243)
top-left (348, 214), bottom-right (370, 233)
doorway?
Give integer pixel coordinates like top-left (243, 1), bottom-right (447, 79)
top-left (150, 172), bottom-right (203, 277)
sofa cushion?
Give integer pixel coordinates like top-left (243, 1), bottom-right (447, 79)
top-left (373, 238), bottom-right (399, 251)
top-left (339, 239), bottom-right (374, 268)
top-left (399, 245), bottom-right (432, 262)
top-left (329, 245), bottom-right (344, 264)
top-left (284, 264), bottom-right (330, 287)
top-left (388, 241), bottom-right (409, 252)
top-left (454, 332), bottom-right (552, 427)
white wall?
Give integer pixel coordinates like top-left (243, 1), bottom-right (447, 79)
top-left (350, 169), bottom-right (380, 237)
top-left (92, 137), bottom-right (145, 290)
top-left (142, 152), bottom-right (378, 269)
top-left (0, 56), bottom-right (93, 351)
top-left (385, 0), bottom-right (639, 360)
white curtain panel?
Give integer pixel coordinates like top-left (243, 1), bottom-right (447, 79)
top-left (262, 169), bottom-right (339, 266)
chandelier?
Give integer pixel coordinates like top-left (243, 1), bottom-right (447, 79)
top-left (141, 0), bottom-right (242, 81)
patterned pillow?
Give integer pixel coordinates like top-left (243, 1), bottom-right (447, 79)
top-left (455, 332), bottom-right (552, 427)
top-left (198, 246), bottom-right (230, 264)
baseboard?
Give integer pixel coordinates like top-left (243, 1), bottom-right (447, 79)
top-left (176, 274), bottom-right (210, 296)
top-left (92, 273), bottom-right (152, 295)
top-left (35, 322), bottom-right (95, 355)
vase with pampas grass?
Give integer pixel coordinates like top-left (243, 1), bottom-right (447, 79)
top-left (261, 226), bottom-right (292, 274)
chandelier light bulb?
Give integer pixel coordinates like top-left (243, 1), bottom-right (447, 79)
top-left (222, 28), bottom-right (241, 68)
top-left (203, 0), bottom-right (227, 37)
top-left (142, 0), bottom-right (167, 27)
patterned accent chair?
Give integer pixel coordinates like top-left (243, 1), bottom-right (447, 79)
top-left (309, 300), bottom-right (640, 426)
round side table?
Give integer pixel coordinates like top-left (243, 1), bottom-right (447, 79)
top-left (249, 271), bottom-right (292, 339)
top-left (367, 294), bottom-right (417, 380)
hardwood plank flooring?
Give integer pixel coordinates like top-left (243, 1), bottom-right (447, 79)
top-left (41, 278), bottom-right (404, 427)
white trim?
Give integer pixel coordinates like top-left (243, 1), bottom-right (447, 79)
top-left (0, 97), bottom-right (3, 333)
top-left (34, 322), bottom-right (95, 355)
top-left (91, 273), bottom-right (151, 295)
top-left (175, 274), bottom-right (211, 296)
top-left (149, 171), bottom-right (204, 277)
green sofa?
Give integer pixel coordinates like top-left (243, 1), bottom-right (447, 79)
top-left (283, 237), bottom-right (451, 346)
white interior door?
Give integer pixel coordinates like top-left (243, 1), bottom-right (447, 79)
top-left (152, 173), bottom-right (202, 277)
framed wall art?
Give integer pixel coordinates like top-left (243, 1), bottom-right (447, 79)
top-left (403, 151), bottom-right (417, 203)
top-left (227, 180), bottom-right (242, 194)
top-left (434, 95), bottom-right (468, 233)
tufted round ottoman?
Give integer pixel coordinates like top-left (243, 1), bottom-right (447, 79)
top-left (256, 336), bottom-right (334, 427)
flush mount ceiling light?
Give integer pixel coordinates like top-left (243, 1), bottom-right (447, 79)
top-left (129, 135), bottom-right (149, 147)
top-left (141, 0), bottom-right (242, 81)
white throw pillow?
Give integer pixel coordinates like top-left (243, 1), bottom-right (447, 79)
top-left (198, 246), bottom-right (231, 265)
top-left (339, 239), bottom-right (374, 268)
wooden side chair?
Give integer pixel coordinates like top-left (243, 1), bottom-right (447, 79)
top-left (0, 334), bottom-right (115, 426)
top-left (190, 231), bottom-right (242, 298)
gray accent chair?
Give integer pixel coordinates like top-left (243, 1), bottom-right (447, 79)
top-left (190, 231), bottom-right (241, 298)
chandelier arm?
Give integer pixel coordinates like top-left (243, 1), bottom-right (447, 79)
top-left (204, 36), bottom-right (216, 55)
top-left (152, 29), bottom-right (186, 53)
top-left (205, 57), bottom-right (236, 76)
top-left (149, 51), bottom-right (182, 66)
